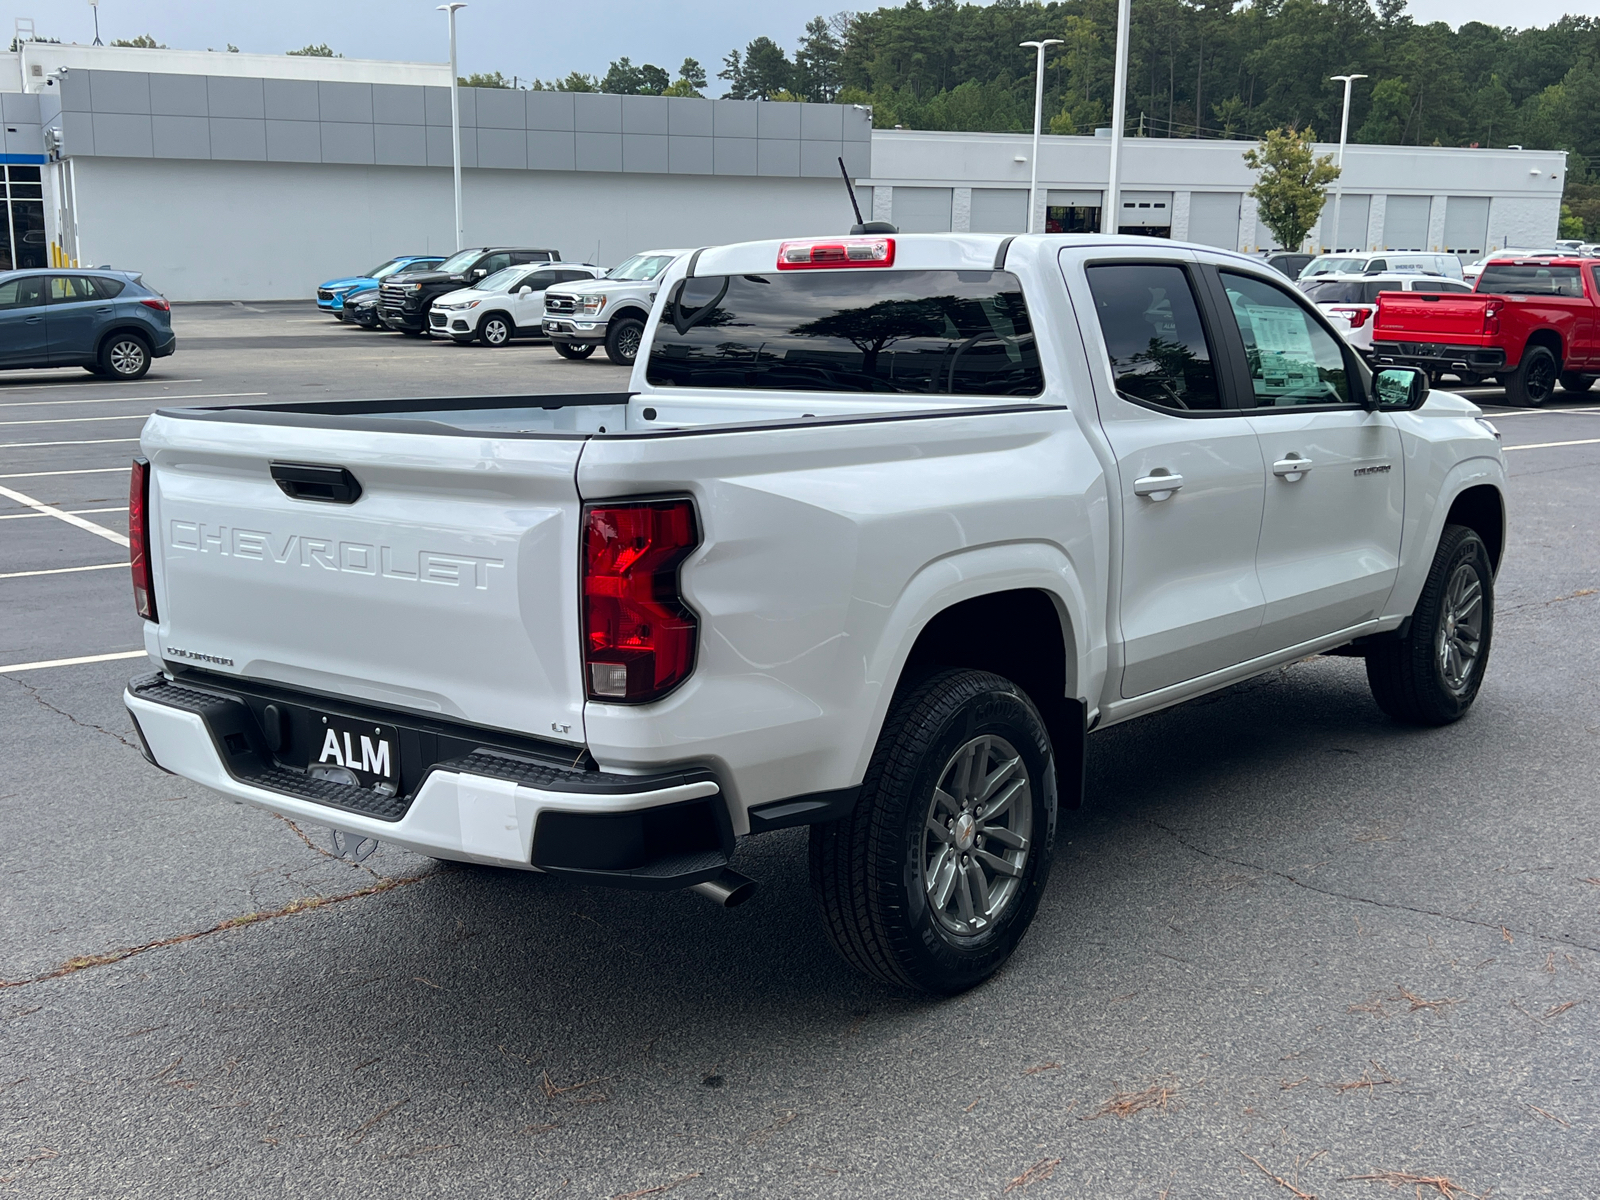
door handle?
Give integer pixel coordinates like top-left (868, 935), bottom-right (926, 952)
top-left (1133, 470), bottom-right (1184, 499)
top-left (1272, 455), bottom-right (1314, 480)
top-left (25, 316), bottom-right (42, 324)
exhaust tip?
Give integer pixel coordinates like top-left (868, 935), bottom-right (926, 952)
top-left (690, 868), bottom-right (757, 909)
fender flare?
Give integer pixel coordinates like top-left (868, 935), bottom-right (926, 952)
top-left (846, 541), bottom-right (1092, 787)
top-left (1386, 453), bottom-right (1507, 621)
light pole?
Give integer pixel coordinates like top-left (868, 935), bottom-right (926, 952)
top-left (89, 0), bottom-right (102, 46)
top-left (1020, 39), bottom-right (1062, 234)
top-left (1104, 0), bottom-right (1132, 236)
top-left (1328, 73), bottom-right (1366, 253)
top-left (438, 3), bottom-right (467, 251)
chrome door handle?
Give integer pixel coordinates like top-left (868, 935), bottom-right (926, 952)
top-left (1133, 471), bottom-right (1184, 499)
top-left (1273, 456), bottom-right (1314, 479)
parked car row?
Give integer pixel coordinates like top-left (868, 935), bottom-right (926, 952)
top-left (316, 246), bottom-right (686, 366)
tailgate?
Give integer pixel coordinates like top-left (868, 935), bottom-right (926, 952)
top-left (140, 412), bottom-right (587, 744)
top-left (1373, 293), bottom-right (1491, 342)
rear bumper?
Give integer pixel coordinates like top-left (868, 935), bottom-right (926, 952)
top-left (152, 331), bottom-right (176, 358)
top-left (1372, 341), bottom-right (1507, 374)
top-left (124, 673), bottom-right (733, 889)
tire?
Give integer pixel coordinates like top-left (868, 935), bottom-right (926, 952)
top-left (1560, 371), bottom-right (1595, 393)
top-left (808, 669), bottom-right (1058, 995)
top-left (1455, 372), bottom-right (1483, 388)
top-left (478, 313), bottom-right (513, 346)
top-left (1506, 345), bottom-right (1558, 407)
top-left (604, 316), bottom-right (645, 366)
top-left (400, 326), bottom-right (424, 337)
top-left (100, 333), bottom-right (151, 380)
top-left (553, 340), bottom-right (595, 360)
top-left (1365, 525), bottom-right (1494, 726)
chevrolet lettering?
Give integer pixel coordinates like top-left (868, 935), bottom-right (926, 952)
top-left (122, 233), bottom-right (1507, 995)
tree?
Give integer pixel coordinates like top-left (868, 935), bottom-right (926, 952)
top-left (1244, 125), bottom-right (1341, 251)
top-left (459, 71), bottom-right (512, 89)
top-left (734, 37), bottom-right (793, 100)
top-left (795, 16), bottom-right (844, 102)
top-left (719, 49), bottom-right (746, 99)
top-left (664, 58), bottom-right (708, 98)
top-left (601, 57), bottom-right (672, 96)
top-left (530, 72), bottom-right (598, 92)
top-left (1560, 202), bottom-right (1585, 240)
top-left (112, 34), bottom-right (166, 49)
top-left (287, 44), bottom-right (339, 58)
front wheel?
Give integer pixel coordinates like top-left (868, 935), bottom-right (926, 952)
top-left (604, 316), bottom-right (645, 366)
top-left (1366, 524), bottom-right (1494, 726)
top-left (101, 334), bottom-right (151, 380)
top-left (478, 313), bottom-right (512, 346)
top-left (552, 340), bottom-right (595, 360)
top-left (809, 669), bottom-right (1058, 994)
top-left (1560, 371), bottom-right (1595, 393)
top-left (1506, 345), bottom-right (1558, 407)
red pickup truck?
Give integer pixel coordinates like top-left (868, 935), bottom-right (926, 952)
top-left (1371, 255), bottom-right (1600, 405)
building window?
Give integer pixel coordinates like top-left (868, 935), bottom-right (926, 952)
top-left (1, 166), bottom-right (47, 271)
top-left (1046, 205), bottom-right (1101, 234)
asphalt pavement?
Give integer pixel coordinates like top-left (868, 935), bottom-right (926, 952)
top-left (1, 310), bottom-right (1597, 1198)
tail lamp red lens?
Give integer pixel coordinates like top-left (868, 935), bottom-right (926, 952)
top-left (139, 297), bottom-right (171, 313)
top-left (582, 499), bottom-right (699, 703)
top-left (130, 456), bottom-right (157, 621)
top-left (1484, 300), bottom-right (1502, 335)
top-left (1331, 306), bottom-right (1371, 329)
top-left (776, 237), bottom-right (895, 270)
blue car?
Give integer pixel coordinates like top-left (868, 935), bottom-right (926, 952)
top-left (0, 269), bottom-right (175, 379)
top-left (317, 256), bottom-right (445, 318)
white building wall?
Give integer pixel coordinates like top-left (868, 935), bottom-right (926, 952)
top-left (72, 158), bottom-right (852, 300)
top-left (1486, 197), bottom-right (1563, 250)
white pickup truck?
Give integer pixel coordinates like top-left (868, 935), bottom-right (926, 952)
top-left (123, 233), bottom-right (1507, 994)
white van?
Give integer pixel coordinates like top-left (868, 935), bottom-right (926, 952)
top-left (1299, 252), bottom-right (1464, 281)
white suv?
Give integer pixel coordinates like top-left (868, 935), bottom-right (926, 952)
top-left (429, 263), bottom-right (605, 346)
top-left (1302, 272), bottom-right (1475, 355)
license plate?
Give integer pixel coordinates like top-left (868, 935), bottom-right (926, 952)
top-left (309, 714), bottom-right (400, 791)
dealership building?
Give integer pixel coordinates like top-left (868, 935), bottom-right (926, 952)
top-left (4, 41), bottom-right (1567, 300)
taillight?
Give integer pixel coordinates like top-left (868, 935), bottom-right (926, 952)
top-left (777, 237), bottom-right (895, 269)
top-left (130, 456), bottom-right (156, 621)
top-left (140, 297), bottom-right (170, 312)
top-left (1484, 300), bottom-right (1502, 335)
top-left (582, 499), bottom-right (699, 702)
top-left (1330, 306), bottom-right (1371, 329)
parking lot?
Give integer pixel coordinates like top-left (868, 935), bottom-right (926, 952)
top-left (2, 308), bottom-right (1598, 1197)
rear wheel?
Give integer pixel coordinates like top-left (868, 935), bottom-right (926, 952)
top-left (478, 313), bottom-right (513, 346)
top-left (553, 340), bottom-right (595, 360)
top-left (1506, 345), bottom-right (1558, 407)
top-left (83, 364), bottom-right (106, 376)
top-left (808, 669), bottom-right (1058, 994)
top-left (604, 316), bottom-right (645, 366)
top-left (100, 333), bottom-right (151, 380)
top-left (1560, 371), bottom-right (1595, 393)
top-left (1366, 525), bottom-right (1493, 726)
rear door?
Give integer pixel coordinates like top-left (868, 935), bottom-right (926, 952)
top-left (1210, 268), bottom-right (1405, 650)
top-left (143, 414), bottom-right (590, 742)
top-left (1075, 255), bottom-right (1268, 698)
top-left (0, 275), bottom-right (47, 365)
top-left (45, 275), bottom-right (113, 365)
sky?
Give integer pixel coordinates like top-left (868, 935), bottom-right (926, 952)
top-left (7, 0), bottom-right (1600, 83)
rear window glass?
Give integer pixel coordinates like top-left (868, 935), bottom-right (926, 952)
top-left (1478, 264), bottom-right (1584, 297)
top-left (646, 270), bottom-right (1044, 396)
top-left (1302, 280), bottom-right (1372, 303)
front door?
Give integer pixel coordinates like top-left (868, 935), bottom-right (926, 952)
top-left (512, 270), bottom-right (561, 330)
top-left (1213, 268), bottom-right (1406, 650)
top-left (0, 274), bottom-right (47, 366)
top-left (1074, 256), bottom-right (1268, 698)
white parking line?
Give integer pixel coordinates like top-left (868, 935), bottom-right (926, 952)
top-left (0, 562), bottom-right (124, 579)
top-left (1503, 437), bottom-right (1600, 451)
top-left (0, 649), bottom-right (147, 674)
top-left (0, 413), bottom-right (150, 426)
top-left (0, 484), bottom-right (130, 546)
top-left (0, 391), bottom-right (267, 409)
top-left (0, 467), bottom-right (127, 479)
top-left (0, 437), bottom-right (141, 449)
top-left (1482, 406), bottom-right (1600, 417)
top-left (0, 378), bottom-right (202, 394)
top-left (0, 506), bottom-right (125, 521)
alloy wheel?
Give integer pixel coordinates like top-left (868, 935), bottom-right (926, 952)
top-left (919, 734), bottom-right (1033, 939)
top-left (1436, 561), bottom-right (1485, 695)
top-left (108, 340), bottom-right (147, 376)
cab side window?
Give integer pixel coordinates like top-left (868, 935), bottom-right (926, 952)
top-left (478, 253), bottom-right (511, 275)
top-left (523, 272), bottom-right (559, 291)
top-left (1084, 263), bottom-right (1223, 411)
top-left (1219, 271), bottom-right (1352, 408)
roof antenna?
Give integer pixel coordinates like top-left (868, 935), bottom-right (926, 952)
top-left (840, 156), bottom-right (896, 235)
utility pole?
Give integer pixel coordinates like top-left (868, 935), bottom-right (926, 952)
top-left (1329, 74), bottom-right (1367, 252)
top-left (438, 3), bottom-right (468, 251)
top-left (1105, 0), bottom-right (1132, 234)
top-left (1020, 39), bottom-right (1062, 234)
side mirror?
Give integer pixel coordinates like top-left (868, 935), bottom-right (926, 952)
top-left (517, 285), bottom-right (533, 295)
top-left (1372, 366), bottom-right (1429, 411)
top-left (472, 268), bottom-right (487, 279)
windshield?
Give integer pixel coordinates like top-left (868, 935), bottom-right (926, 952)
top-left (475, 267), bottom-right (525, 291)
top-left (1303, 257), bottom-right (1364, 277)
top-left (366, 259), bottom-right (404, 279)
top-left (607, 254), bottom-right (676, 282)
top-left (435, 249), bottom-right (482, 274)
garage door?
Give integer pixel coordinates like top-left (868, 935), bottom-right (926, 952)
top-left (892, 187), bottom-right (954, 233)
top-left (1384, 195), bottom-right (1432, 251)
top-left (1333, 194), bottom-right (1371, 252)
top-left (970, 188), bottom-right (1028, 233)
top-left (1116, 191), bottom-right (1174, 231)
top-left (1187, 192), bottom-right (1241, 249)
top-left (1442, 196), bottom-right (1490, 256)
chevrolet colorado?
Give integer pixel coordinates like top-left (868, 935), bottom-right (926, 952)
top-left (122, 233), bottom-right (1507, 993)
